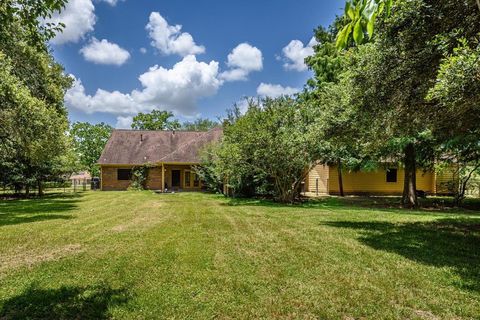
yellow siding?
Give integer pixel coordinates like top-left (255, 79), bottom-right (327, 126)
top-left (328, 165), bottom-right (435, 195)
top-left (435, 167), bottom-right (457, 195)
top-left (306, 164), bottom-right (329, 194)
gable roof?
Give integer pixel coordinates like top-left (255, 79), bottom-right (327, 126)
top-left (98, 127), bottom-right (222, 165)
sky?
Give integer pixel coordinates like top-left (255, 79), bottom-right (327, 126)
top-left (49, 0), bottom-right (344, 128)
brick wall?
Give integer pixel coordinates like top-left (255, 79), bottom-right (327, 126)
top-left (101, 166), bottom-right (132, 191)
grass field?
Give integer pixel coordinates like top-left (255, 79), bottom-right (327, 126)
top-left (0, 191), bottom-right (479, 319)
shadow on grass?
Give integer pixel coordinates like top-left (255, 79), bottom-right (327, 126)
top-left (223, 196), bottom-right (480, 216)
top-left (0, 194), bottom-right (81, 227)
top-left (0, 284), bottom-right (130, 319)
top-left (324, 218), bottom-right (480, 292)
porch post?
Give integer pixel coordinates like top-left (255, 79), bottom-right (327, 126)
top-left (161, 163), bottom-right (165, 192)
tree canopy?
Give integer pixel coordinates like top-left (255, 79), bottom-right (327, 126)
top-left (0, 0), bottom-right (73, 195)
top-left (70, 122), bottom-right (113, 177)
top-left (131, 110), bottom-right (181, 131)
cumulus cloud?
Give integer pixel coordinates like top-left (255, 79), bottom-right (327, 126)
top-left (139, 47), bottom-right (147, 54)
top-left (115, 116), bottom-right (133, 129)
top-left (65, 55), bottom-right (221, 117)
top-left (281, 37), bottom-right (317, 72)
top-left (47, 0), bottom-right (96, 45)
top-left (221, 43), bottom-right (263, 81)
top-left (257, 83), bottom-right (300, 98)
top-left (146, 12), bottom-right (205, 56)
top-left (80, 38), bottom-right (130, 65)
top-left (65, 77), bottom-right (137, 115)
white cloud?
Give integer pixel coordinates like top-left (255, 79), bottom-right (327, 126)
top-left (65, 77), bottom-right (137, 115)
top-left (220, 43), bottom-right (263, 81)
top-left (99, 0), bottom-right (124, 6)
top-left (47, 0), bottom-right (96, 45)
top-left (80, 38), bottom-right (130, 65)
top-left (281, 37), bottom-right (317, 72)
top-left (139, 47), bottom-right (147, 54)
top-left (115, 116), bottom-right (133, 129)
top-left (257, 83), bottom-right (300, 98)
top-left (65, 55), bottom-right (221, 117)
top-left (146, 12), bottom-right (205, 56)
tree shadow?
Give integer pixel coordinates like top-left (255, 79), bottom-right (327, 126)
top-left (222, 196), bottom-right (480, 216)
top-left (0, 284), bottom-right (130, 319)
top-left (323, 218), bottom-right (480, 292)
top-left (0, 194), bottom-right (81, 227)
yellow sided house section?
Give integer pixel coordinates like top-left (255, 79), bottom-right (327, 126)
top-left (306, 164), bottom-right (456, 196)
top-left (98, 128), bottom-right (222, 191)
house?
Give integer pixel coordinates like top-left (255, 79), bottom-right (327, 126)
top-left (305, 163), bottom-right (456, 196)
top-left (69, 171), bottom-right (92, 185)
top-left (98, 128), bottom-right (223, 191)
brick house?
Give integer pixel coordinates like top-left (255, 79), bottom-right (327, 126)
top-left (98, 128), bottom-right (222, 191)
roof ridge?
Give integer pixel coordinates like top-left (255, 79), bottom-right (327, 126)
top-left (113, 129), bottom-right (213, 133)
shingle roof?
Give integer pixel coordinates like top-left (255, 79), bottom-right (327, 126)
top-left (98, 127), bottom-right (223, 165)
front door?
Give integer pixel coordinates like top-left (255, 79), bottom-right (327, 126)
top-left (171, 170), bottom-right (181, 188)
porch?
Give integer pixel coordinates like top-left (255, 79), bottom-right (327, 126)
top-left (146, 164), bottom-right (202, 192)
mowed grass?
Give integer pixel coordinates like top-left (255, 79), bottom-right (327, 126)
top-left (0, 192), bottom-right (479, 319)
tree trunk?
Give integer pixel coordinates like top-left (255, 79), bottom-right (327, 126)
top-left (37, 180), bottom-right (44, 197)
top-left (25, 185), bottom-right (30, 198)
top-left (337, 159), bottom-right (345, 197)
top-left (402, 143), bottom-right (418, 208)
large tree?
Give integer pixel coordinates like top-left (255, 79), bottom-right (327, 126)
top-left (70, 122), bottom-right (113, 177)
top-left (0, 0), bottom-right (72, 195)
top-left (209, 97), bottom-right (324, 203)
top-left (338, 0), bottom-right (480, 207)
top-left (131, 110), bottom-right (180, 130)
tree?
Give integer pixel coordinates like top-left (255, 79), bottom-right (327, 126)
top-left (70, 122), bottom-right (113, 177)
top-left (181, 118), bottom-right (218, 131)
top-left (305, 25), bottom-right (368, 197)
top-left (426, 41), bottom-right (480, 204)
top-left (131, 110), bottom-right (180, 130)
top-left (329, 0), bottom-right (479, 207)
top-left (0, 1), bottom-right (72, 196)
top-left (211, 97), bottom-right (324, 203)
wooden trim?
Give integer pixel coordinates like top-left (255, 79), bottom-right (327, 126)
top-left (161, 163), bottom-right (165, 193)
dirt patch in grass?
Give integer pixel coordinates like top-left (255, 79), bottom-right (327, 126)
top-left (0, 244), bottom-right (83, 274)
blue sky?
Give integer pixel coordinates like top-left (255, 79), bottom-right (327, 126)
top-left (50, 0), bottom-right (344, 128)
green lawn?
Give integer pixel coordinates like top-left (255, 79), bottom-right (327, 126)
top-left (0, 192), bottom-right (479, 319)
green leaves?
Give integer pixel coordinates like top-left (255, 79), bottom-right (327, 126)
top-left (70, 122), bottom-right (113, 177)
top-left (336, 0), bottom-right (394, 50)
top-left (353, 19), bottom-right (364, 45)
top-left (131, 110), bottom-right (181, 131)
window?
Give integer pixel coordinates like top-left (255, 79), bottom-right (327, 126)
top-left (185, 170), bottom-right (191, 187)
top-left (386, 168), bottom-right (397, 183)
top-left (117, 169), bottom-right (131, 181)
top-left (193, 173), bottom-right (200, 187)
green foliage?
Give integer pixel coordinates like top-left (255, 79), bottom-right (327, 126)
top-left (181, 118), bottom-right (218, 131)
top-left (0, 1), bottom-right (72, 195)
top-left (70, 122), bottom-right (113, 177)
top-left (131, 110), bottom-right (181, 130)
top-left (128, 165), bottom-right (152, 190)
top-left (0, 0), bottom-right (68, 48)
top-left (308, 0), bottom-right (480, 206)
top-left (195, 143), bottom-right (224, 193)
top-left (336, 0), bottom-right (393, 49)
top-left (211, 97), bottom-right (324, 203)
